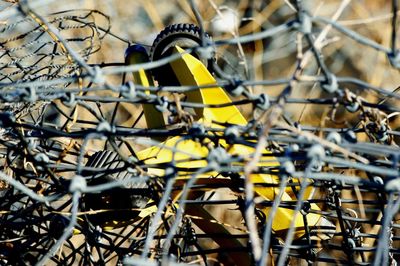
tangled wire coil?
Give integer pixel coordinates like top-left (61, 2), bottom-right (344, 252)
top-left (0, 0), bottom-right (399, 265)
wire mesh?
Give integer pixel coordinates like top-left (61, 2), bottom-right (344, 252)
top-left (0, 0), bottom-right (399, 265)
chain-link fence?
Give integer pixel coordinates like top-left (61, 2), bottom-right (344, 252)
top-left (0, 0), bottom-right (399, 265)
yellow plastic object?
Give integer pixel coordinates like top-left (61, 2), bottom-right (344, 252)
top-left (169, 46), bottom-right (247, 126)
top-left (135, 46), bottom-right (324, 239)
top-left (125, 45), bottom-right (166, 138)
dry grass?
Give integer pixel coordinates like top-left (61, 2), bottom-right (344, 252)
top-left (0, 0), bottom-right (399, 265)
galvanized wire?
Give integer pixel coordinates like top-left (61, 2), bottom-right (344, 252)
top-left (0, 0), bottom-right (399, 265)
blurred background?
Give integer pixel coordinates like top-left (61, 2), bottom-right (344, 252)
top-left (6, 0), bottom-right (397, 134)
top-left (0, 0), bottom-right (399, 265)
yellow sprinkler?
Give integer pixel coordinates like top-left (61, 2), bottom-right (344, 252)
top-left (80, 24), bottom-right (334, 265)
top-left (128, 23), bottom-right (334, 241)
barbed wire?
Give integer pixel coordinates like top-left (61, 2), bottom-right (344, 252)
top-left (0, 0), bottom-right (399, 265)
